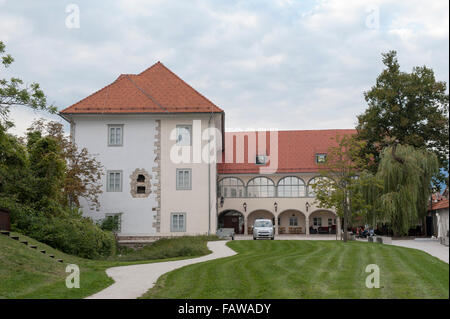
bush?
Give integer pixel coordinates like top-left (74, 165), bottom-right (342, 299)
top-left (97, 215), bottom-right (120, 232)
top-left (2, 198), bottom-right (116, 259)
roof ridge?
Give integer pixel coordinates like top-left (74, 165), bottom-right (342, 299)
top-left (145, 61), bottom-right (222, 112)
top-left (125, 74), bottom-right (169, 113)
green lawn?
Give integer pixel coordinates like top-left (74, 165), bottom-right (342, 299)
top-left (0, 232), bottom-right (216, 298)
top-left (142, 240), bottom-right (449, 299)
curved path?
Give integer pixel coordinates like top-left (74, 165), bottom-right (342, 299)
top-left (86, 240), bottom-right (236, 299)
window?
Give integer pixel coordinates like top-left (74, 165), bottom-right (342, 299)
top-left (278, 176), bottom-right (306, 197)
top-left (247, 177), bottom-right (275, 197)
top-left (108, 125), bottom-right (123, 146)
top-left (328, 218), bottom-right (333, 226)
top-left (313, 217), bottom-right (322, 226)
top-left (104, 213), bottom-right (122, 232)
top-left (176, 125), bottom-right (192, 146)
top-left (218, 177), bottom-right (245, 198)
top-left (316, 153), bottom-right (326, 163)
top-left (176, 169), bottom-right (192, 190)
top-left (307, 177), bottom-right (318, 197)
top-left (137, 186), bottom-right (146, 194)
top-left (255, 155), bottom-right (266, 165)
top-left (107, 171), bottom-right (122, 192)
top-left (289, 217), bottom-right (298, 226)
top-left (137, 174), bottom-right (145, 182)
top-left (171, 213), bottom-right (186, 232)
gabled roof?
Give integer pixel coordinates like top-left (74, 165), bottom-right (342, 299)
top-left (60, 62), bottom-right (223, 114)
top-left (218, 129), bottom-right (357, 174)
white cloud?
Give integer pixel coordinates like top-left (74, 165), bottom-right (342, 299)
top-left (0, 0), bottom-right (448, 136)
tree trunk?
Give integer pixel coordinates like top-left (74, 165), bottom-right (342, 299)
top-left (343, 196), bottom-right (349, 242)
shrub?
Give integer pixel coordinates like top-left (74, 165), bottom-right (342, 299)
top-left (2, 198), bottom-right (116, 259)
top-left (97, 214), bottom-right (120, 232)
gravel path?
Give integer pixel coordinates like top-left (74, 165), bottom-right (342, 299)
top-left (86, 241), bottom-right (236, 299)
top-left (389, 239), bottom-right (449, 264)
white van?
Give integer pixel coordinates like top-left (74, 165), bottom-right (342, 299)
top-left (253, 219), bottom-right (275, 240)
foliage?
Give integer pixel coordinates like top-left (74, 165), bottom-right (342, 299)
top-left (2, 198), bottom-right (116, 259)
top-left (0, 41), bottom-right (57, 127)
top-left (356, 51), bottom-right (449, 188)
top-left (375, 144), bottom-right (439, 236)
top-left (312, 135), bottom-right (382, 241)
top-left (97, 214), bottom-right (121, 232)
top-left (27, 119), bottom-right (104, 210)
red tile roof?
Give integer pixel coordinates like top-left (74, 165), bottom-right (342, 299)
top-left (430, 199), bottom-right (449, 211)
top-left (60, 62), bottom-right (223, 114)
top-left (218, 129), bottom-right (357, 174)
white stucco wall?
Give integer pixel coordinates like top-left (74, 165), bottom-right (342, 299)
top-left (159, 114), bottom-right (221, 236)
top-left (72, 115), bottom-right (158, 235)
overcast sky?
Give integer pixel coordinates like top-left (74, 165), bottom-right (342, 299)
top-left (1, 0), bottom-right (448, 136)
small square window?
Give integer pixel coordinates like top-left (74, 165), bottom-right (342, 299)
top-left (108, 125), bottom-right (124, 146)
top-left (316, 153), bottom-right (326, 164)
top-left (107, 171), bottom-right (122, 192)
top-left (176, 169), bottom-right (192, 190)
top-left (255, 155), bottom-right (266, 165)
top-left (137, 186), bottom-right (146, 194)
top-left (171, 213), bottom-right (186, 232)
top-left (176, 125), bottom-right (192, 146)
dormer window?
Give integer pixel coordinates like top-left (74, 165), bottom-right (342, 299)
top-left (316, 153), bottom-right (326, 164)
top-left (255, 155), bottom-right (266, 165)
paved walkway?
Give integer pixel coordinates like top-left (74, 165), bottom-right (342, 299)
top-left (86, 241), bottom-right (236, 299)
top-left (389, 239), bottom-right (449, 264)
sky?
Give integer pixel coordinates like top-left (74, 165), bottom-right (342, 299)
top-left (1, 0), bottom-right (449, 136)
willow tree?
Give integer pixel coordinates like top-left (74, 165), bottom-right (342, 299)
top-left (376, 143), bottom-right (438, 236)
top-left (312, 135), bottom-right (382, 242)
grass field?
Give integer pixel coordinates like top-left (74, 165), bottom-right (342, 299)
top-left (142, 240), bottom-right (449, 299)
top-left (0, 232), bottom-right (216, 298)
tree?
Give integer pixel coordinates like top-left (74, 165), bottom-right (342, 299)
top-left (27, 119), bottom-right (104, 211)
top-left (27, 131), bottom-right (67, 215)
top-left (356, 51), bottom-right (449, 188)
top-left (0, 41), bottom-right (57, 127)
top-left (312, 135), bottom-right (382, 242)
top-left (375, 143), bottom-right (438, 236)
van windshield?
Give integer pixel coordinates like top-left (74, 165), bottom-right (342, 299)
top-left (254, 220), bottom-right (272, 227)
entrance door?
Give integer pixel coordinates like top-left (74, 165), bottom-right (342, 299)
top-left (223, 215), bottom-right (240, 234)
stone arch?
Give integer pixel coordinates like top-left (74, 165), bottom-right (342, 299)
top-left (308, 209), bottom-right (337, 234)
top-left (218, 210), bottom-right (245, 234)
top-left (278, 209), bottom-right (307, 234)
top-left (247, 209), bottom-right (275, 234)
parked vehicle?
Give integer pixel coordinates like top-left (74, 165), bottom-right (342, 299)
top-left (253, 219), bottom-right (275, 240)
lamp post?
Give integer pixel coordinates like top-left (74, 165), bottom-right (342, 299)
top-left (305, 202), bottom-right (310, 212)
top-left (243, 202), bottom-right (247, 212)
